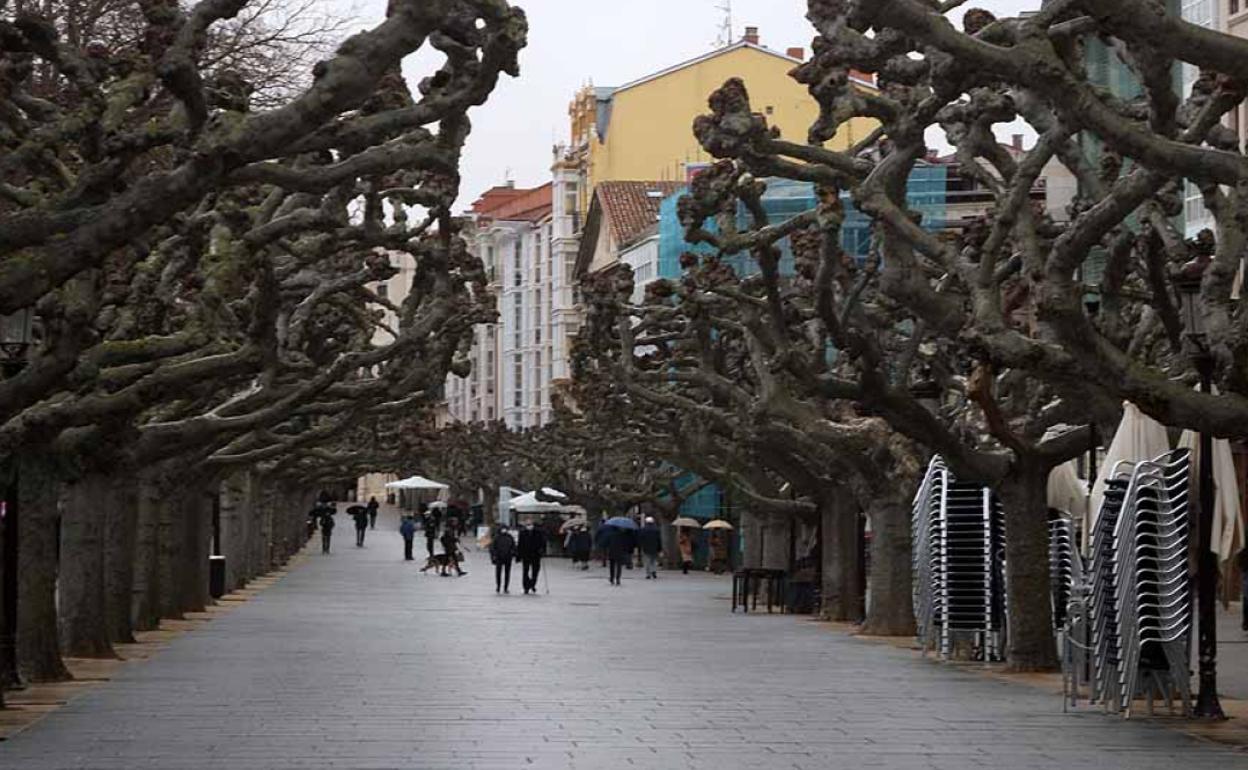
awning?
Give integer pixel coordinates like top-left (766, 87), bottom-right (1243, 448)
top-left (384, 475), bottom-right (450, 490)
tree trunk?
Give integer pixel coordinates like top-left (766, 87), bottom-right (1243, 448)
top-left (177, 491), bottom-right (210, 614)
top-left (17, 455), bottom-right (70, 682)
top-left (761, 514), bottom-right (788, 570)
top-left (482, 487), bottom-right (499, 527)
top-left (220, 472), bottom-right (250, 592)
top-left (999, 462), bottom-right (1058, 671)
top-left (104, 478), bottom-right (139, 644)
top-left (131, 476), bottom-right (163, 632)
top-left (156, 490), bottom-right (183, 620)
top-left (59, 474), bottom-right (116, 658)
top-left (739, 509), bottom-right (761, 569)
top-left (861, 495), bottom-right (915, 636)
top-left (821, 496), bottom-right (864, 622)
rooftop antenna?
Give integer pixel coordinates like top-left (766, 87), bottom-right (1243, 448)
top-left (714, 0), bottom-right (733, 48)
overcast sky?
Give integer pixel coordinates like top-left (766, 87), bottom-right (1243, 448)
top-left (339, 0), bottom-right (1041, 209)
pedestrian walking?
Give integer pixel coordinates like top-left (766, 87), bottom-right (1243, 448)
top-left (607, 526), bottom-right (635, 586)
top-left (491, 525), bottom-right (516, 593)
top-left (440, 528), bottom-right (467, 576)
top-left (517, 521), bottom-right (546, 595)
top-left (638, 516), bottom-right (662, 579)
top-left (421, 503), bottom-right (437, 558)
top-left (677, 530), bottom-right (694, 574)
top-left (594, 522), bottom-right (612, 568)
top-left (351, 506), bottom-right (369, 547)
top-left (708, 530), bottom-right (729, 574)
top-left (567, 526), bottom-right (592, 570)
top-left (319, 506), bottom-right (336, 554)
top-left (367, 496), bottom-right (380, 529)
top-left (399, 514), bottom-right (417, 561)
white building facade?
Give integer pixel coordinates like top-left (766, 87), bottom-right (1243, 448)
top-left (444, 184), bottom-right (560, 430)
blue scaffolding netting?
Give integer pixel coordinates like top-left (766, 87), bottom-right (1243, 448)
top-left (657, 167), bottom-right (949, 280)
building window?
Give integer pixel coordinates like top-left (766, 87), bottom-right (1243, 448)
top-left (513, 300), bottom-right (523, 348)
top-left (534, 351), bottom-right (543, 407)
top-left (513, 355), bottom-right (523, 408)
top-left (376, 282), bottom-right (389, 301)
top-left (1233, 0), bottom-right (1239, 14)
top-left (534, 288), bottom-right (543, 344)
top-left (513, 241), bottom-right (523, 287)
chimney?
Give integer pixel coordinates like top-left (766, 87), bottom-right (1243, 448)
top-left (744, 26), bottom-right (760, 45)
top-left (1012, 133), bottom-right (1023, 151)
top-left (786, 47), bottom-right (805, 60)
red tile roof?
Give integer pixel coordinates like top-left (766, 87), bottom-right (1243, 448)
top-left (596, 181), bottom-right (684, 247)
top-left (470, 183), bottom-right (553, 222)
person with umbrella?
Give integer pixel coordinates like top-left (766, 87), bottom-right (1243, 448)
top-left (604, 516), bottom-right (638, 586)
top-left (673, 517), bottom-right (700, 574)
top-left (517, 518), bottom-right (546, 595)
top-left (349, 504), bottom-right (370, 547)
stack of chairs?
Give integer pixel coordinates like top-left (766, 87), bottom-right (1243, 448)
top-left (1088, 469), bottom-right (1130, 708)
top-left (1112, 449), bottom-right (1191, 717)
top-left (911, 457), bottom-right (947, 655)
top-left (911, 456), bottom-right (1007, 661)
top-left (1052, 513), bottom-right (1088, 707)
top-left (1083, 450), bottom-right (1192, 716)
top-left (1049, 514), bottom-right (1082, 631)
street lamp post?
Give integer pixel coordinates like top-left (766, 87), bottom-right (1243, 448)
top-left (1175, 260), bottom-right (1224, 720)
top-left (0, 307), bottom-right (33, 691)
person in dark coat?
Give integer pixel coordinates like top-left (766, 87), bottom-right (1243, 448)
top-left (567, 526), bottom-right (592, 570)
top-left (367, 496), bottom-right (380, 529)
top-left (606, 526), bottom-right (635, 586)
top-left (491, 526), bottom-right (517, 593)
top-left (594, 522), bottom-right (613, 568)
top-left (319, 506), bottom-right (336, 554)
top-left (637, 517), bottom-right (662, 579)
top-left (420, 503), bottom-right (437, 558)
top-left (352, 506), bottom-right (369, 547)
top-left (517, 521), bottom-right (547, 595)
top-left (440, 528), bottom-right (467, 576)
top-left (399, 514), bottom-right (417, 561)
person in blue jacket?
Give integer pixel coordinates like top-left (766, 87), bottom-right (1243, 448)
top-left (399, 514), bottom-right (417, 561)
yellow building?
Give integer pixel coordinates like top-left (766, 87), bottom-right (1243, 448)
top-left (561, 27), bottom-right (877, 210)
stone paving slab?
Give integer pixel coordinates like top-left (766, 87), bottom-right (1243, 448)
top-left (1, 506), bottom-right (1248, 769)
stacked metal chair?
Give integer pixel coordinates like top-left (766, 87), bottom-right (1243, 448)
top-left (911, 456), bottom-right (1007, 661)
top-left (1112, 448), bottom-right (1192, 717)
top-left (1081, 450), bottom-right (1192, 716)
top-left (911, 456), bottom-right (946, 655)
top-left (1049, 514), bottom-right (1082, 631)
top-left (1088, 468), bottom-right (1130, 708)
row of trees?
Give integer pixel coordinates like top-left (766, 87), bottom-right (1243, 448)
top-left (427, 0), bottom-right (1248, 672)
top-left (0, 0), bottom-right (527, 702)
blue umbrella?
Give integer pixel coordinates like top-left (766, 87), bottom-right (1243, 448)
top-left (603, 516), bottom-right (638, 530)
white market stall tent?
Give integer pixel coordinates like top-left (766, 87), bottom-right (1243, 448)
top-left (385, 475), bottom-right (450, 490)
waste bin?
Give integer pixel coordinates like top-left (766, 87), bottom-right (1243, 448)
top-left (209, 555), bottom-right (226, 599)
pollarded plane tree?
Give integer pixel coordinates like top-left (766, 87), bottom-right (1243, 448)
top-left (666, 0), bottom-right (1248, 667)
top-left (0, 0), bottom-right (526, 688)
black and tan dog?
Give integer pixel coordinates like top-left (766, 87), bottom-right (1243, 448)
top-left (420, 552), bottom-right (466, 576)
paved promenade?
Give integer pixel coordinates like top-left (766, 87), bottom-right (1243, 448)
top-left (3, 507), bottom-right (1248, 769)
